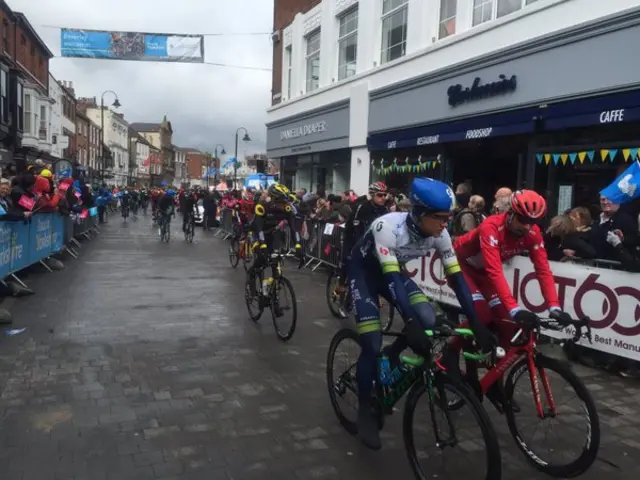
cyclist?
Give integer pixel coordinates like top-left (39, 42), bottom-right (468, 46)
top-left (348, 177), bottom-right (495, 451)
top-left (140, 188), bottom-right (149, 214)
top-left (449, 189), bottom-right (572, 409)
top-left (337, 182), bottom-right (390, 295)
top-left (249, 183), bottom-right (303, 303)
top-left (130, 188), bottom-right (139, 215)
top-left (157, 189), bottom-right (176, 233)
top-left (119, 189), bottom-right (131, 218)
top-left (182, 189), bottom-right (198, 233)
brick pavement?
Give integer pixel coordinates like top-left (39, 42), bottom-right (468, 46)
top-left (0, 217), bottom-right (638, 479)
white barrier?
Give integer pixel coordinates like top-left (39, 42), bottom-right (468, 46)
top-left (405, 252), bottom-right (640, 360)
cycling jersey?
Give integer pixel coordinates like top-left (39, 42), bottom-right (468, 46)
top-left (251, 201), bottom-right (300, 245)
top-left (454, 212), bottom-right (560, 315)
top-left (351, 212), bottom-right (460, 319)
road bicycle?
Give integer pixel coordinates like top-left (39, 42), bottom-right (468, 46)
top-left (326, 266), bottom-right (396, 331)
top-left (229, 229), bottom-right (254, 270)
top-left (444, 314), bottom-right (599, 478)
top-left (121, 204), bottom-right (129, 223)
top-left (327, 324), bottom-right (502, 480)
top-left (158, 214), bottom-right (171, 243)
top-left (184, 213), bottom-right (195, 243)
top-left (245, 249), bottom-right (303, 341)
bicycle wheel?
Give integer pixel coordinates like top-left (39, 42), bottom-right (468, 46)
top-left (504, 354), bottom-right (600, 478)
top-left (245, 270), bottom-right (264, 322)
top-left (229, 238), bottom-right (240, 268)
top-left (404, 373), bottom-right (502, 480)
top-left (165, 223), bottom-right (171, 243)
top-left (326, 270), bottom-right (348, 319)
top-left (271, 276), bottom-right (297, 341)
top-left (186, 222), bottom-right (194, 243)
top-left (326, 328), bottom-right (361, 435)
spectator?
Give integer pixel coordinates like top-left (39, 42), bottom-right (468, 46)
top-left (453, 194), bottom-right (486, 236)
top-left (454, 182), bottom-right (472, 213)
top-left (492, 187), bottom-right (512, 214)
top-left (0, 178), bottom-right (31, 221)
top-left (544, 214), bottom-right (595, 261)
top-left (590, 195), bottom-right (637, 260)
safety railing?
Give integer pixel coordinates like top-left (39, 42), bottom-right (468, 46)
top-left (1, 206), bottom-right (100, 290)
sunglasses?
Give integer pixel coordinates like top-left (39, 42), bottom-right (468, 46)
top-left (514, 214), bottom-right (538, 225)
top-left (374, 192), bottom-right (387, 198)
top-left (427, 213), bottom-right (452, 223)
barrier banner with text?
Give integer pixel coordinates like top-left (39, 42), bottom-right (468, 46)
top-left (405, 252), bottom-right (640, 360)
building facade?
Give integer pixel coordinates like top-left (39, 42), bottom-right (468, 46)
top-left (173, 146), bottom-right (188, 187)
top-left (130, 117), bottom-right (175, 185)
top-left (87, 118), bottom-right (101, 175)
top-left (59, 81), bottom-right (76, 163)
top-left (266, 0), bottom-right (640, 209)
top-left (75, 111), bottom-right (89, 171)
top-left (129, 128), bottom-right (155, 186)
top-left (48, 73), bottom-right (65, 160)
top-left (186, 149), bottom-right (208, 188)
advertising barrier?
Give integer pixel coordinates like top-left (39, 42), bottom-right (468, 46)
top-left (405, 251), bottom-right (640, 360)
top-left (0, 214), bottom-right (67, 279)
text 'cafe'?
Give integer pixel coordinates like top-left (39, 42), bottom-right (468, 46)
top-left (366, 9), bottom-right (640, 211)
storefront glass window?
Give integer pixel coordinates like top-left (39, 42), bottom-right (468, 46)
top-left (285, 45), bottom-right (292, 99)
top-left (439, 0), bottom-right (457, 39)
top-left (381, 0), bottom-right (408, 64)
top-left (497, 0), bottom-right (523, 18)
top-left (305, 30), bottom-right (321, 92)
top-left (472, 0), bottom-right (494, 26)
top-left (338, 7), bottom-right (358, 80)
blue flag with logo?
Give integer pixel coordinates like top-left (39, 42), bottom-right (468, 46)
top-left (600, 160), bottom-right (640, 204)
top-left (0, 204), bottom-right (5, 216)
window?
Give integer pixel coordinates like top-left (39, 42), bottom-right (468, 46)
top-left (439, 0), bottom-right (457, 39)
top-left (285, 46), bottom-right (292, 99)
top-left (305, 30), bottom-right (321, 92)
top-left (473, 0), bottom-right (494, 26)
top-left (498, 0), bottom-right (523, 17)
top-left (381, 0), bottom-right (408, 64)
top-left (0, 69), bottom-right (7, 124)
top-left (39, 105), bottom-right (47, 140)
top-left (17, 83), bottom-right (23, 131)
top-left (24, 94), bottom-right (32, 134)
top-left (338, 8), bottom-right (358, 80)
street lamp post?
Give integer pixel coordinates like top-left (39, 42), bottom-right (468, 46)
top-left (212, 143), bottom-right (225, 191)
top-left (100, 91), bottom-right (121, 184)
top-left (234, 127), bottom-right (251, 190)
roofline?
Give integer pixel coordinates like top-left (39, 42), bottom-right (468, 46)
top-left (14, 12), bottom-right (54, 58)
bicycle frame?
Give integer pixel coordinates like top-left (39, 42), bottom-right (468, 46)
top-left (475, 319), bottom-right (555, 420)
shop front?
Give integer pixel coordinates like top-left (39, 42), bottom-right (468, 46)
top-left (366, 8), bottom-right (640, 207)
top-left (266, 100), bottom-right (350, 194)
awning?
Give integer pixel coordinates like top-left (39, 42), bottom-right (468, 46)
top-left (367, 107), bottom-right (539, 151)
top-left (542, 89), bottom-right (640, 131)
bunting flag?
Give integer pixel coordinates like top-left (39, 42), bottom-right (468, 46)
top-left (371, 157), bottom-right (441, 176)
top-left (536, 148), bottom-right (636, 167)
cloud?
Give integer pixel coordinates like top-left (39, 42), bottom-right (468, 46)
top-left (9, 0), bottom-right (273, 153)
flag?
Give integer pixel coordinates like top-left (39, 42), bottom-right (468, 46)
top-left (600, 160), bottom-right (640, 204)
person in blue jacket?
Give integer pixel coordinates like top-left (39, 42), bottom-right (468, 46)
top-left (96, 186), bottom-right (113, 223)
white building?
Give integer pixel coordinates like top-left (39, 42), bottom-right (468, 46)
top-left (85, 107), bottom-right (130, 185)
top-left (129, 129), bottom-right (155, 186)
top-left (174, 147), bottom-right (188, 186)
top-left (48, 74), bottom-right (65, 159)
top-left (22, 75), bottom-right (54, 158)
top-left (266, 0), bottom-right (640, 198)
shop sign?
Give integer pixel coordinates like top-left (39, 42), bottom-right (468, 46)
top-left (417, 135), bottom-right (440, 145)
top-left (280, 120), bottom-right (327, 141)
top-left (599, 109), bottom-right (625, 123)
top-left (405, 251), bottom-right (640, 360)
top-left (447, 75), bottom-right (518, 107)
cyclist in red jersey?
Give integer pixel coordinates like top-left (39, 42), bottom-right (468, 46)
top-left (448, 190), bottom-right (572, 407)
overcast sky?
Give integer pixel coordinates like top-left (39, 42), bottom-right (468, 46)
top-left (10, 0), bottom-right (273, 155)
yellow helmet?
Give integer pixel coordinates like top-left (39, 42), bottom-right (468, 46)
top-left (268, 183), bottom-right (290, 202)
top-left (40, 169), bottom-right (53, 178)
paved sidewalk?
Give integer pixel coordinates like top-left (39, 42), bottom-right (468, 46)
top-left (0, 217), bottom-right (638, 479)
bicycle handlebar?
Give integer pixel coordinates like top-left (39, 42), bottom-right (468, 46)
top-left (538, 315), bottom-right (592, 344)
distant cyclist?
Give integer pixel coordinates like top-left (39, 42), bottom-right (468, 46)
top-left (157, 189), bottom-right (176, 231)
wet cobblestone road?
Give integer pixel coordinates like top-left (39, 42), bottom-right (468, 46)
top-left (0, 217), bottom-right (639, 479)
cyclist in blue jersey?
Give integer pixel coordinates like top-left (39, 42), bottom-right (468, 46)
top-left (348, 177), bottom-right (495, 450)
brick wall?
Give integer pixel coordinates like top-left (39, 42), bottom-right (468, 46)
top-left (186, 151), bottom-right (206, 180)
top-left (75, 115), bottom-right (89, 166)
top-left (271, 0), bottom-right (321, 106)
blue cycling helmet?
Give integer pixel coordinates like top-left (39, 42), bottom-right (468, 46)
top-left (409, 177), bottom-right (455, 218)
top-left (165, 189), bottom-right (176, 197)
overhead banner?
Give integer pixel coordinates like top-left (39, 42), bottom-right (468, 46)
top-left (60, 29), bottom-right (204, 63)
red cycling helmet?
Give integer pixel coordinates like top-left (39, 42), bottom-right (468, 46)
top-left (510, 189), bottom-right (546, 219)
top-left (368, 181), bottom-right (388, 194)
